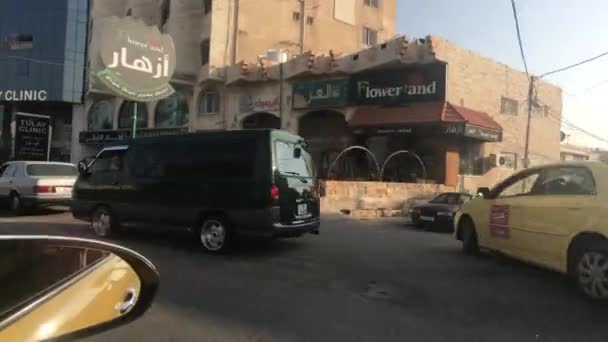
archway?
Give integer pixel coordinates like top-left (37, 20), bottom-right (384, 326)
top-left (155, 91), bottom-right (190, 128)
top-left (298, 110), bottom-right (351, 179)
top-left (241, 112), bottom-right (280, 129)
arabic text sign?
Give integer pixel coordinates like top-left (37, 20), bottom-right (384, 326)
top-left (464, 125), bottom-right (502, 142)
top-left (14, 113), bottom-right (50, 161)
top-left (350, 63), bottom-right (446, 106)
top-left (490, 205), bottom-right (510, 239)
top-left (79, 127), bottom-right (188, 145)
top-left (292, 79), bottom-right (349, 109)
top-left (97, 17), bottom-right (176, 102)
top-left (239, 95), bottom-right (280, 113)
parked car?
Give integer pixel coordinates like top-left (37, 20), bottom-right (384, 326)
top-left (72, 129), bottom-right (321, 253)
top-left (454, 161), bottom-right (608, 299)
top-left (409, 192), bottom-right (472, 231)
top-left (0, 161), bottom-right (77, 214)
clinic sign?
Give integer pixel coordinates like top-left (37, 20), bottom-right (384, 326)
top-left (0, 90), bottom-right (48, 101)
top-left (14, 112), bottom-right (51, 161)
top-left (350, 63), bottom-right (446, 106)
top-left (96, 17), bottom-right (176, 102)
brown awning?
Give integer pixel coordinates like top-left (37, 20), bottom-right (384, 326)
top-left (349, 102), bottom-right (502, 131)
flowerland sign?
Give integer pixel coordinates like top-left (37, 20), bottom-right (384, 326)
top-left (350, 63), bottom-right (446, 106)
top-left (96, 17), bottom-right (176, 102)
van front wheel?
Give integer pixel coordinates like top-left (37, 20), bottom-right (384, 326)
top-left (198, 217), bottom-right (230, 253)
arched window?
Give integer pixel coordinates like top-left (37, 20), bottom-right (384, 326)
top-left (155, 92), bottom-right (190, 128)
top-left (118, 101), bottom-right (148, 129)
top-left (87, 100), bottom-right (113, 130)
top-left (199, 90), bottom-right (219, 114)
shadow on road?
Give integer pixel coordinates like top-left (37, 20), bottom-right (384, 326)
top-left (106, 226), bottom-right (308, 260)
top-left (0, 207), bottom-right (70, 218)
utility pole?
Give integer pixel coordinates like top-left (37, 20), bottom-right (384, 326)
top-left (523, 76), bottom-right (535, 168)
top-left (299, 0), bottom-right (305, 54)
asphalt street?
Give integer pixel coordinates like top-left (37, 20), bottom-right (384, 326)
top-left (1, 210), bottom-right (608, 342)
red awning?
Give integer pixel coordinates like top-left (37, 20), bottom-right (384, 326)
top-left (349, 102), bottom-right (502, 132)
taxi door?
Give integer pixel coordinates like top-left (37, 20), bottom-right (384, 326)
top-left (486, 169), bottom-right (544, 258)
top-left (517, 166), bottom-right (598, 271)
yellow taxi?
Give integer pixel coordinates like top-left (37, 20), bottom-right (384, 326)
top-left (454, 161), bottom-right (608, 299)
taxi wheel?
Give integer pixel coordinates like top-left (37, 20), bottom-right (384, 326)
top-left (574, 242), bottom-right (608, 300)
top-left (460, 219), bottom-right (479, 256)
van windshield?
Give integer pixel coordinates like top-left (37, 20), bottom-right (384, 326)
top-left (275, 140), bottom-right (314, 177)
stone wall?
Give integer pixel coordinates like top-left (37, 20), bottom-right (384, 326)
top-left (321, 180), bottom-right (455, 213)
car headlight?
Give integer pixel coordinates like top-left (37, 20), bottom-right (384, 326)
top-left (437, 211), bottom-right (453, 216)
top-left (409, 208), bottom-right (420, 214)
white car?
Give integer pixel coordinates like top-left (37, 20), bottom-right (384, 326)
top-left (0, 161), bottom-right (78, 213)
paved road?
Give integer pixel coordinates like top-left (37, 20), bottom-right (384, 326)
top-left (1, 210), bottom-right (608, 342)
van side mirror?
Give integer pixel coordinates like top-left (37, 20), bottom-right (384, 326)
top-left (477, 187), bottom-right (491, 199)
top-left (78, 161), bottom-right (88, 174)
top-left (293, 147), bottom-right (302, 159)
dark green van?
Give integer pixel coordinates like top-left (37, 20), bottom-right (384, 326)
top-left (72, 129), bottom-right (320, 252)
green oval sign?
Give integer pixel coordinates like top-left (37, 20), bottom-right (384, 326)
top-left (97, 17), bottom-right (176, 102)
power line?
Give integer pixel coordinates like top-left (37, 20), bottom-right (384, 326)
top-left (510, 0), bottom-right (529, 78)
top-left (540, 50), bottom-right (608, 79)
top-left (544, 110), bottom-right (608, 145)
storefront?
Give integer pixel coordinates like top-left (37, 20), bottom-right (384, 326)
top-left (347, 63), bottom-right (502, 186)
top-left (236, 84), bottom-right (282, 129)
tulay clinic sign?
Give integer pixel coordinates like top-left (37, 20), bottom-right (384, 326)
top-left (96, 17), bottom-right (177, 102)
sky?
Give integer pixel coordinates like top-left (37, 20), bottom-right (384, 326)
top-left (397, 0), bottom-right (608, 149)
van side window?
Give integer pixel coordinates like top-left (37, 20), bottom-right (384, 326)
top-left (0, 164), bottom-right (10, 177)
top-left (89, 150), bottom-right (126, 174)
top-left (275, 141), bottom-right (313, 177)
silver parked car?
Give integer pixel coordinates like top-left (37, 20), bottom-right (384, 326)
top-left (0, 161), bottom-right (78, 213)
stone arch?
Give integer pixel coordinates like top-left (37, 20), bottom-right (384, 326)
top-left (298, 110), bottom-right (353, 179)
top-left (241, 112), bottom-right (281, 129)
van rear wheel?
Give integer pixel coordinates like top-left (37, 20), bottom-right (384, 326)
top-left (91, 206), bottom-right (117, 238)
top-left (198, 216), bottom-right (230, 253)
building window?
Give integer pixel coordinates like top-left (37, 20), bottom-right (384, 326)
top-left (204, 0), bottom-right (212, 14)
top-left (293, 11), bottom-right (301, 21)
top-left (160, 0), bottom-right (170, 30)
top-left (362, 27), bottom-right (378, 46)
top-left (306, 16), bottom-right (314, 25)
top-left (126, 8), bottom-right (132, 16)
top-left (500, 96), bottom-right (519, 115)
top-left (200, 39), bottom-right (210, 66)
top-left (459, 142), bottom-right (483, 175)
top-left (155, 92), bottom-right (190, 128)
top-left (364, 0), bottom-right (379, 8)
top-left (118, 101), bottom-right (148, 129)
top-left (199, 91), bottom-right (219, 114)
top-left (88, 100), bottom-right (114, 130)
top-left (3, 33), bottom-right (33, 50)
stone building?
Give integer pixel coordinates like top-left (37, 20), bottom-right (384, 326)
top-left (218, 36), bottom-right (563, 192)
top-left (71, 1), bottom-right (562, 193)
top-left (72, 0), bottom-right (397, 161)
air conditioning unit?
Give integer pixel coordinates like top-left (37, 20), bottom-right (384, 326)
top-left (488, 153), bottom-right (517, 169)
top-left (266, 49), bottom-right (289, 63)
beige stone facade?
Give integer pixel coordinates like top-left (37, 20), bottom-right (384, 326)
top-left (73, 2), bottom-right (562, 195)
top-left (73, 0), bottom-right (397, 160)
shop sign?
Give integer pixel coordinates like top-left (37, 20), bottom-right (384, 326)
top-left (443, 123), bottom-right (465, 135)
top-left (239, 95), bottom-right (280, 113)
top-left (79, 127), bottom-right (187, 145)
top-left (14, 112), bottom-right (50, 161)
top-left (0, 90), bottom-right (48, 102)
top-left (351, 63), bottom-right (446, 106)
top-left (464, 125), bottom-right (502, 142)
top-left (292, 79), bottom-right (349, 109)
top-left (96, 17), bottom-right (177, 102)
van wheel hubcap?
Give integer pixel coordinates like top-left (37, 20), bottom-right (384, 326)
top-left (578, 252), bottom-right (608, 298)
top-left (92, 211), bottom-right (111, 237)
top-left (200, 220), bottom-right (226, 251)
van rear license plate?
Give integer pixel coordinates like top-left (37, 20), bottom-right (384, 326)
top-left (297, 204), bottom-right (308, 216)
